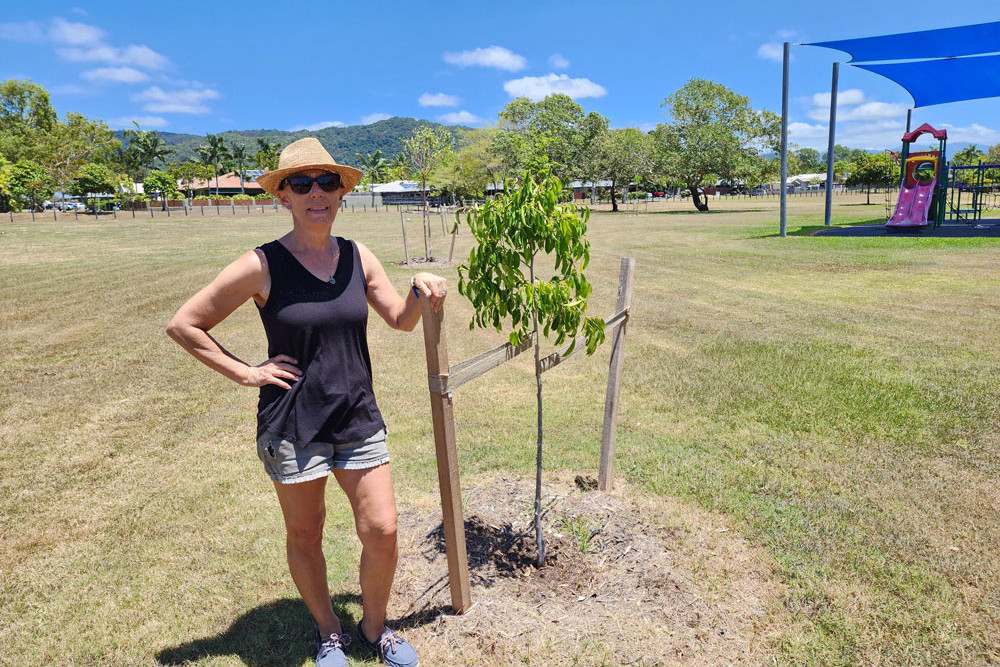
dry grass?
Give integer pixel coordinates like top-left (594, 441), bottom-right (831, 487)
top-left (2, 194), bottom-right (1000, 665)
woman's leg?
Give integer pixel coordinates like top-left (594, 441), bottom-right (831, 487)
top-left (272, 476), bottom-right (343, 637)
top-left (333, 463), bottom-right (398, 642)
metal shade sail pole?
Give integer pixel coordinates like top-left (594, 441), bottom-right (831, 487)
top-left (824, 62), bottom-right (839, 226)
top-left (780, 42), bottom-right (790, 237)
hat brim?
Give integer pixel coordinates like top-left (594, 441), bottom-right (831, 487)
top-left (256, 162), bottom-right (363, 197)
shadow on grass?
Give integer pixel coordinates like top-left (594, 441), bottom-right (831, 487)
top-left (155, 593), bottom-right (449, 666)
top-left (753, 218), bottom-right (885, 238)
top-left (600, 208), bottom-right (766, 216)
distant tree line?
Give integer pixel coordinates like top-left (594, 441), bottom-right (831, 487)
top-left (6, 76), bottom-right (995, 214)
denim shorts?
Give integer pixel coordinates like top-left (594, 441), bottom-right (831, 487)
top-left (256, 427), bottom-right (390, 484)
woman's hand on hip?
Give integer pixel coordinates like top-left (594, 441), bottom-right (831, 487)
top-left (413, 272), bottom-right (448, 314)
top-left (245, 354), bottom-right (302, 389)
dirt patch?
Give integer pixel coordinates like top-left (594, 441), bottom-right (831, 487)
top-left (389, 472), bottom-right (784, 666)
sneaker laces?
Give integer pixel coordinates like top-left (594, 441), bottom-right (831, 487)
top-left (319, 633), bottom-right (351, 657)
top-left (378, 629), bottom-right (403, 655)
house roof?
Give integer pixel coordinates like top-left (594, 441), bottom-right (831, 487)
top-left (188, 171), bottom-right (263, 190)
top-left (371, 180), bottom-right (426, 193)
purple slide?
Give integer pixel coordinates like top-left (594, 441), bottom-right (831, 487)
top-left (886, 176), bottom-right (936, 228)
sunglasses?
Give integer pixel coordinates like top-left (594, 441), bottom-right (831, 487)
top-left (282, 172), bottom-right (342, 194)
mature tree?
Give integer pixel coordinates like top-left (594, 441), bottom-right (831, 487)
top-left (254, 137), bottom-right (281, 171)
top-left (356, 149), bottom-right (389, 205)
top-left (793, 147), bottom-right (822, 173)
top-left (435, 128), bottom-right (500, 202)
top-left (403, 126), bottom-right (454, 260)
top-left (490, 94), bottom-right (608, 184)
top-left (987, 142), bottom-right (1000, 165)
top-left (196, 134), bottom-right (230, 196)
top-left (229, 140), bottom-right (249, 195)
top-left (592, 128), bottom-right (653, 212)
top-left (38, 112), bottom-right (120, 205)
top-left (122, 122), bottom-right (173, 179)
top-left (951, 144), bottom-right (986, 167)
top-left (845, 152), bottom-right (896, 204)
top-left (168, 161), bottom-right (214, 199)
top-left (0, 79), bottom-right (58, 163)
top-left (822, 144), bottom-right (853, 165)
top-left (651, 78), bottom-right (780, 211)
top-left (7, 159), bottom-right (53, 211)
top-left (68, 162), bottom-right (116, 210)
top-left (387, 152), bottom-right (412, 181)
top-left (144, 169), bottom-right (180, 209)
top-left (457, 168), bottom-right (604, 568)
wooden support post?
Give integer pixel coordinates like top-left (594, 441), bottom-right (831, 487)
top-left (420, 298), bottom-right (473, 614)
top-left (598, 257), bottom-right (635, 491)
top-left (400, 210), bottom-right (410, 265)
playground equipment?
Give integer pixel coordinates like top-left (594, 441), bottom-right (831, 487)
top-left (947, 161), bottom-right (999, 225)
top-left (886, 123), bottom-right (947, 230)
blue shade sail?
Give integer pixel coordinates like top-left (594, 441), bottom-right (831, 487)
top-left (807, 21), bottom-right (1000, 63)
top-left (853, 53), bottom-right (1000, 107)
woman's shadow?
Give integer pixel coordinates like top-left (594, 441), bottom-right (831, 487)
top-left (156, 594), bottom-right (448, 666)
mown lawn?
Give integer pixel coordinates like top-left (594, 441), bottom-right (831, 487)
top-left (1, 193), bottom-right (998, 665)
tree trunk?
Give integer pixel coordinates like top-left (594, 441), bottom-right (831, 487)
top-left (691, 186), bottom-right (709, 211)
top-left (610, 179), bottom-right (619, 212)
top-left (866, 185), bottom-right (871, 205)
top-left (530, 258), bottom-right (545, 568)
top-left (422, 176), bottom-right (432, 260)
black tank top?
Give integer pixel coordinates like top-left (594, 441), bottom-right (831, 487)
top-left (254, 237), bottom-right (385, 445)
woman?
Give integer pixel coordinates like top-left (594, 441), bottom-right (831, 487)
top-left (167, 138), bottom-right (444, 667)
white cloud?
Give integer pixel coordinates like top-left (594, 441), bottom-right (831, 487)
top-left (548, 53), bottom-right (569, 69)
top-left (787, 121), bottom-right (829, 145)
top-left (443, 46), bottom-right (526, 71)
top-left (0, 21), bottom-right (46, 42)
top-left (59, 43), bottom-right (169, 69)
top-left (49, 17), bottom-right (104, 45)
top-left (132, 86), bottom-right (220, 114)
top-left (503, 73), bottom-right (607, 101)
top-left (361, 113), bottom-right (392, 125)
top-left (939, 123), bottom-right (1000, 144)
top-left (776, 29), bottom-right (798, 40)
top-left (757, 42), bottom-right (784, 61)
top-left (813, 89), bottom-right (866, 107)
top-left (82, 67), bottom-right (149, 83)
top-left (419, 92), bottom-right (459, 107)
top-left (107, 115), bottom-right (168, 129)
top-left (290, 120), bottom-right (346, 131)
top-left (437, 110), bottom-right (482, 125)
top-left (71, 7), bottom-right (88, 15)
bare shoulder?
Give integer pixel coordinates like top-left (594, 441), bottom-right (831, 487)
top-left (353, 240), bottom-right (385, 277)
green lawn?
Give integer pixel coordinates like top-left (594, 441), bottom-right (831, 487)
top-left (2, 194), bottom-right (998, 665)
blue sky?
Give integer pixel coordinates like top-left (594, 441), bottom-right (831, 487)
top-left (2, 1), bottom-right (998, 152)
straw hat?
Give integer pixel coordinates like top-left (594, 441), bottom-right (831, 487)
top-left (256, 137), bottom-right (363, 196)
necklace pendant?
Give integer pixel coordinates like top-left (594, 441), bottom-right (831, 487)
top-left (328, 277), bottom-right (336, 285)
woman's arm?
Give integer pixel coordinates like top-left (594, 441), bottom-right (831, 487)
top-left (166, 250), bottom-right (302, 389)
top-left (357, 241), bottom-right (447, 331)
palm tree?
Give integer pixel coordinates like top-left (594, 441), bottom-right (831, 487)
top-left (355, 149), bottom-right (388, 205)
top-left (388, 152), bottom-right (412, 181)
top-left (255, 137), bottom-right (281, 171)
top-left (122, 121), bottom-right (173, 180)
top-left (196, 134), bottom-right (230, 197)
top-left (229, 140), bottom-right (248, 195)
top-left (136, 131), bottom-right (174, 177)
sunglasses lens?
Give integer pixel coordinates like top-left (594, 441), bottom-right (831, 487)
top-left (285, 173), bottom-right (341, 194)
top-left (316, 174), bottom-right (341, 191)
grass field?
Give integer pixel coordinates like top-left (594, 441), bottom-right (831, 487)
top-left (2, 193), bottom-right (999, 666)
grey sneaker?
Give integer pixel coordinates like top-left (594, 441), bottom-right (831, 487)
top-left (356, 620), bottom-right (419, 667)
top-left (315, 630), bottom-right (351, 667)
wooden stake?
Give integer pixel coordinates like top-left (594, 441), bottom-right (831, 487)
top-left (420, 297), bottom-right (472, 614)
top-left (400, 210), bottom-right (410, 265)
top-left (598, 257), bottom-right (635, 491)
